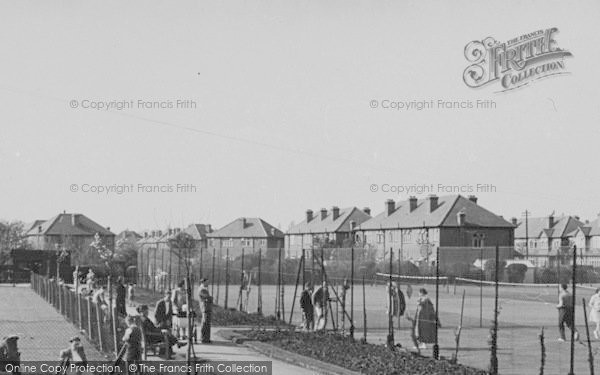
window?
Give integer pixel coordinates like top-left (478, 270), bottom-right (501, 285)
top-left (376, 233), bottom-right (384, 244)
top-left (472, 233), bottom-right (485, 248)
top-left (223, 238), bottom-right (233, 248)
top-left (241, 238), bottom-right (252, 247)
top-left (388, 231), bottom-right (394, 242)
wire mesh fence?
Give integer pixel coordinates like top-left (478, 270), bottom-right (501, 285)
top-left (30, 272), bottom-right (124, 358)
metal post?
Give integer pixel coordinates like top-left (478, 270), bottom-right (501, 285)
top-left (362, 272), bottom-right (367, 342)
top-left (582, 298), bottom-right (595, 375)
top-left (387, 247), bottom-right (394, 348)
top-left (568, 245), bottom-right (577, 375)
top-left (350, 246), bottom-right (355, 339)
top-left (239, 248), bottom-right (245, 311)
top-left (257, 248), bottom-right (262, 315)
top-left (216, 250), bottom-right (221, 305)
top-left (225, 248), bottom-right (229, 309)
top-left (480, 246), bottom-right (483, 328)
top-left (491, 245), bottom-right (499, 375)
top-left (211, 248), bottom-right (216, 297)
top-left (434, 246), bottom-right (440, 360)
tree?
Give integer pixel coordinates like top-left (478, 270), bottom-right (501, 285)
top-left (90, 232), bottom-right (117, 275)
top-left (484, 259), bottom-right (507, 282)
top-left (0, 220), bottom-right (31, 266)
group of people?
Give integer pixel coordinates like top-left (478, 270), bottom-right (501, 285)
top-left (119, 278), bottom-right (213, 363)
top-left (298, 279), bottom-right (439, 349)
top-left (557, 283), bottom-right (600, 342)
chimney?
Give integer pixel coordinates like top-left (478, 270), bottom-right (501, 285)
top-left (332, 206), bottom-right (340, 220)
top-left (468, 195), bottom-right (478, 204)
top-left (586, 220), bottom-right (590, 224)
top-left (38, 225), bottom-right (42, 233)
top-left (306, 209), bottom-right (314, 223)
top-left (385, 199), bottom-right (395, 216)
top-left (574, 216), bottom-right (580, 221)
top-left (144, 232), bottom-right (148, 238)
top-left (157, 230), bottom-right (162, 237)
top-left (106, 226), bottom-right (110, 232)
top-left (428, 195), bottom-right (439, 212)
top-left (363, 207), bottom-right (371, 216)
top-left (206, 224), bottom-right (212, 233)
top-left (320, 208), bottom-right (327, 220)
top-left (71, 214), bottom-right (76, 226)
top-left (457, 210), bottom-right (466, 226)
top-left (511, 217), bottom-right (518, 226)
top-left (409, 196), bottom-right (418, 212)
top-left (168, 228), bottom-right (173, 236)
top-left (548, 215), bottom-right (555, 228)
top-left (242, 218), bottom-right (247, 228)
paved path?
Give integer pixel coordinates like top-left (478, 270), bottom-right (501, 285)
top-left (0, 284), bottom-right (105, 361)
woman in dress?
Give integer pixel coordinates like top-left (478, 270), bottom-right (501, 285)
top-left (414, 288), bottom-right (439, 349)
top-left (588, 288), bottom-right (600, 339)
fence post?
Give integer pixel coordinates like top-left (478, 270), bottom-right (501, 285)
top-left (434, 246), bottom-right (440, 360)
top-left (112, 304), bottom-right (118, 357)
top-left (216, 249), bottom-right (221, 306)
top-left (78, 290), bottom-right (83, 330)
top-left (490, 245), bottom-right (499, 375)
top-left (87, 298), bottom-right (93, 342)
top-left (387, 247), bottom-right (394, 348)
top-left (257, 248), bottom-right (262, 315)
top-left (211, 248), bottom-right (216, 297)
top-left (568, 245), bottom-right (577, 375)
top-left (225, 248), bottom-right (230, 309)
top-left (96, 302), bottom-right (103, 352)
top-left (350, 246), bottom-right (354, 339)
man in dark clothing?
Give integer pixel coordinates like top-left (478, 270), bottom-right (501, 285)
top-left (557, 283), bottom-right (579, 342)
top-left (154, 290), bottom-right (173, 329)
top-left (138, 305), bottom-right (184, 358)
top-left (0, 335), bottom-right (20, 374)
top-left (198, 279), bottom-right (212, 343)
top-left (116, 277), bottom-right (127, 317)
top-left (299, 283), bottom-right (314, 331)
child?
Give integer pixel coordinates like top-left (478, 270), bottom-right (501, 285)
top-left (127, 283), bottom-right (135, 307)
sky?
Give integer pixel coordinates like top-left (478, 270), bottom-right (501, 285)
top-left (1, 0), bottom-right (599, 233)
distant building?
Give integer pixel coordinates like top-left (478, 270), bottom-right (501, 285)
top-left (183, 224), bottom-right (213, 249)
top-left (565, 216), bottom-right (600, 267)
top-left (285, 206), bottom-right (372, 258)
top-left (356, 195), bottom-right (515, 267)
top-left (116, 230), bottom-right (143, 246)
top-left (207, 218), bottom-right (284, 258)
top-left (514, 214), bottom-right (584, 267)
top-left (24, 212), bottom-right (115, 266)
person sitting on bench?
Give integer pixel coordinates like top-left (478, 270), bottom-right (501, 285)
top-left (137, 305), bottom-right (185, 358)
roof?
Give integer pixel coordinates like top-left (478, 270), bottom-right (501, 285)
top-left (184, 224), bottom-right (213, 240)
top-left (25, 213), bottom-right (114, 237)
top-left (514, 215), bottom-right (584, 239)
top-left (207, 218), bottom-right (284, 238)
top-left (116, 230), bottom-right (142, 241)
top-left (23, 220), bottom-right (46, 233)
top-left (358, 195), bottom-right (513, 230)
top-left (287, 207), bottom-right (371, 234)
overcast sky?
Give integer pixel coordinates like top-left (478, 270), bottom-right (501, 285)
top-left (1, 0), bottom-right (599, 233)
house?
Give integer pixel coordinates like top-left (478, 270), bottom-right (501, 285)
top-left (514, 214), bottom-right (584, 267)
top-left (116, 230), bottom-right (143, 246)
top-left (183, 224), bottom-right (213, 249)
top-left (285, 206), bottom-right (372, 258)
top-left (207, 217), bottom-right (284, 258)
top-left (356, 195), bottom-right (515, 268)
top-left (24, 212), bottom-right (115, 266)
top-left (565, 216), bottom-right (600, 267)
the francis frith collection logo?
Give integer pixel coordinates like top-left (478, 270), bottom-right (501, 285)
top-left (463, 28), bottom-right (573, 92)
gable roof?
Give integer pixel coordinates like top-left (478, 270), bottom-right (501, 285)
top-left (116, 230), bottom-right (142, 241)
top-left (24, 220), bottom-right (46, 234)
top-left (25, 213), bottom-right (114, 237)
top-left (207, 218), bottom-right (284, 238)
top-left (184, 224), bottom-right (213, 240)
top-left (287, 207), bottom-right (371, 234)
top-left (359, 195), bottom-right (513, 230)
top-left (514, 215), bottom-right (584, 239)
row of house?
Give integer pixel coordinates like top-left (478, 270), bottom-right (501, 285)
top-left (18, 195), bottom-right (600, 270)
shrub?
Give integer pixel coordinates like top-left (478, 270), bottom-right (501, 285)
top-left (506, 264), bottom-right (528, 283)
top-left (483, 259), bottom-right (506, 282)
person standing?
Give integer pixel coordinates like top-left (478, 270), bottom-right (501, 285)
top-left (85, 269), bottom-right (95, 293)
top-left (116, 277), bottom-right (127, 317)
top-left (589, 288), bottom-right (600, 339)
top-left (414, 288), bottom-right (439, 349)
top-left (154, 290), bottom-right (173, 330)
top-left (127, 284), bottom-right (135, 307)
top-left (171, 281), bottom-right (187, 339)
top-left (59, 336), bottom-right (87, 375)
top-left (198, 278), bottom-right (213, 344)
top-left (312, 281), bottom-right (329, 331)
top-left (299, 283), bottom-right (314, 331)
top-left (557, 283), bottom-right (579, 342)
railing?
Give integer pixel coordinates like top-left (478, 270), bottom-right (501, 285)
top-left (30, 272), bottom-right (123, 358)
